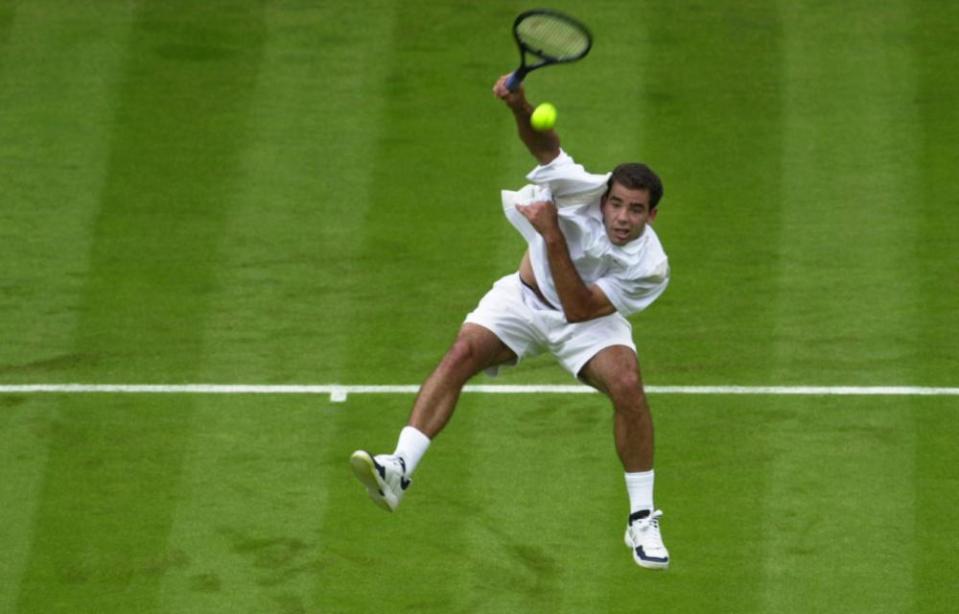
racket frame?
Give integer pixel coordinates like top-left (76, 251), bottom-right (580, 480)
top-left (506, 8), bottom-right (593, 91)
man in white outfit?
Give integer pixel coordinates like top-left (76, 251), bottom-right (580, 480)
top-left (351, 74), bottom-right (672, 569)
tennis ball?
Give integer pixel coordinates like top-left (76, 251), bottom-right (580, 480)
top-left (530, 102), bottom-right (557, 132)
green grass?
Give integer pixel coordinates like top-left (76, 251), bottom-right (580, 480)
top-left (1, 1), bottom-right (957, 612)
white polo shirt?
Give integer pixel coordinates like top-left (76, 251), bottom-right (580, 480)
top-left (501, 150), bottom-right (670, 317)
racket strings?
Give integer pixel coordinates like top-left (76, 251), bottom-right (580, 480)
top-left (516, 15), bottom-right (590, 60)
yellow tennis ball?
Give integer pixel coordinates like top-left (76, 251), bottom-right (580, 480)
top-left (530, 102), bottom-right (557, 131)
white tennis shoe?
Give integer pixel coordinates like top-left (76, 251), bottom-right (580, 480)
top-left (350, 451), bottom-right (411, 512)
top-left (625, 509), bottom-right (670, 569)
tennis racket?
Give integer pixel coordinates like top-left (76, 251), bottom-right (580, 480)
top-left (505, 9), bottom-right (593, 92)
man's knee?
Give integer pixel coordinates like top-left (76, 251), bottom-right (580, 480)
top-left (444, 337), bottom-right (476, 366)
top-left (606, 369), bottom-right (647, 408)
top-left (441, 325), bottom-right (514, 375)
top-left (439, 334), bottom-right (490, 377)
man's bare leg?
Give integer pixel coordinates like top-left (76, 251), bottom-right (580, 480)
top-left (580, 344), bottom-right (669, 569)
top-left (579, 345), bottom-right (654, 472)
top-left (350, 324), bottom-right (515, 511)
top-left (408, 323), bottom-right (517, 438)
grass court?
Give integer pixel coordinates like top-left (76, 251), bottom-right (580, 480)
top-left (1, 1), bottom-right (957, 612)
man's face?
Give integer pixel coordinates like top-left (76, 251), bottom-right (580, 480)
top-left (600, 182), bottom-right (658, 246)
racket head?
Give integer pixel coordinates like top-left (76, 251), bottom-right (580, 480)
top-left (513, 9), bottom-right (592, 63)
top-left (507, 9), bottom-right (592, 91)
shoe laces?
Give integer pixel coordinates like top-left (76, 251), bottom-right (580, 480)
top-left (630, 510), bottom-right (665, 548)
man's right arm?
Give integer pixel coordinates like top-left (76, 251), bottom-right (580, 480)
top-left (492, 74), bottom-right (561, 166)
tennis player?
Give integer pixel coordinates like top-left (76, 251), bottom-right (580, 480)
top-left (351, 74), bottom-right (671, 570)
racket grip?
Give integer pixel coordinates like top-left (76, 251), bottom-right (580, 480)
top-left (505, 71), bottom-right (524, 92)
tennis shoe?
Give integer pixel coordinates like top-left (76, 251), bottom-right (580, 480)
top-left (349, 451), bottom-right (411, 512)
top-left (625, 509), bottom-right (670, 569)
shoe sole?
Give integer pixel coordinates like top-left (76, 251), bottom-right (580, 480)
top-left (349, 450), bottom-right (394, 512)
top-left (633, 555), bottom-right (669, 570)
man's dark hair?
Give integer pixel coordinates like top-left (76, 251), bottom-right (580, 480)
top-left (604, 163), bottom-right (664, 208)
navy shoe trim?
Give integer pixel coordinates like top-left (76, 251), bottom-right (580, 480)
top-left (635, 546), bottom-right (669, 563)
top-left (372, 456), bottom-right (386, 480)
top-left (396, 457), bottom-right (411, 489)
top-left (372, 454), bottom-right (411, 490)
top-left (629, 509), bottom-right (651, 524)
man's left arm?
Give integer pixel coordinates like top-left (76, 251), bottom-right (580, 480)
top-left (517, 201), bottom-right (616, 323)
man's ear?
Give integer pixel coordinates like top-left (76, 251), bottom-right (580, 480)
top-left (648, 207), bottom-right (658, 222)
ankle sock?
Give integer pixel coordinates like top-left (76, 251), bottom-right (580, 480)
top-left (393, 426), bottom-right (431, 475)
top-left (625, 469), bottom-right (655, 514)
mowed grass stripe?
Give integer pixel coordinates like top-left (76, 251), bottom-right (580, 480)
top-left (15, 3), bottom-right (267, 613)
top-left (153, 4), bottom-right (403, 612)
top-left (0, 0), bottom-right (133, 370)
top-left (912, 4), bottom-right (959, 383)
top-left (0, 3), bottom-right (14, 49)
top-left (0, 397), bottom-right (68, 614)
top-left (913, 4), bottom-right (959, 610)
top-left (772, 1), bottom-right (923, 384)
top-left (624, 2), bottom-right (787, 389)
top-left (317, 3), bottom-right (488, 609)
top-left (764, 2), bottom-right (921, 611)
top-left (597, 2), bottom-right (787, 610)
top-left (0, 3), bottom-right (137, 612)
top-left (194, 2), bottom-right (399, 386)
top-left (339, 1), bottom-right (525, 385)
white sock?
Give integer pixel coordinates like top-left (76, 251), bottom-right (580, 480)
top-left (393, 426), bottom-right (431, 475)
top-left (625, 470), bottom-right (655, 514)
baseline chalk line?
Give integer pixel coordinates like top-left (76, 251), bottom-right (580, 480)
top-left (0, 384), bottom-right (957, 403)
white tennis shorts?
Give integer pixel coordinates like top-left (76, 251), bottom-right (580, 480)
top-left (464, 273), bottom-right (637, 377)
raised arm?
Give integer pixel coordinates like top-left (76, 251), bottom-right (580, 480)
top-left (492, 74), bottom-right (561, 166)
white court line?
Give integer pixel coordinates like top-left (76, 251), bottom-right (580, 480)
top-left (0, 384), bottom-right (957, 403)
